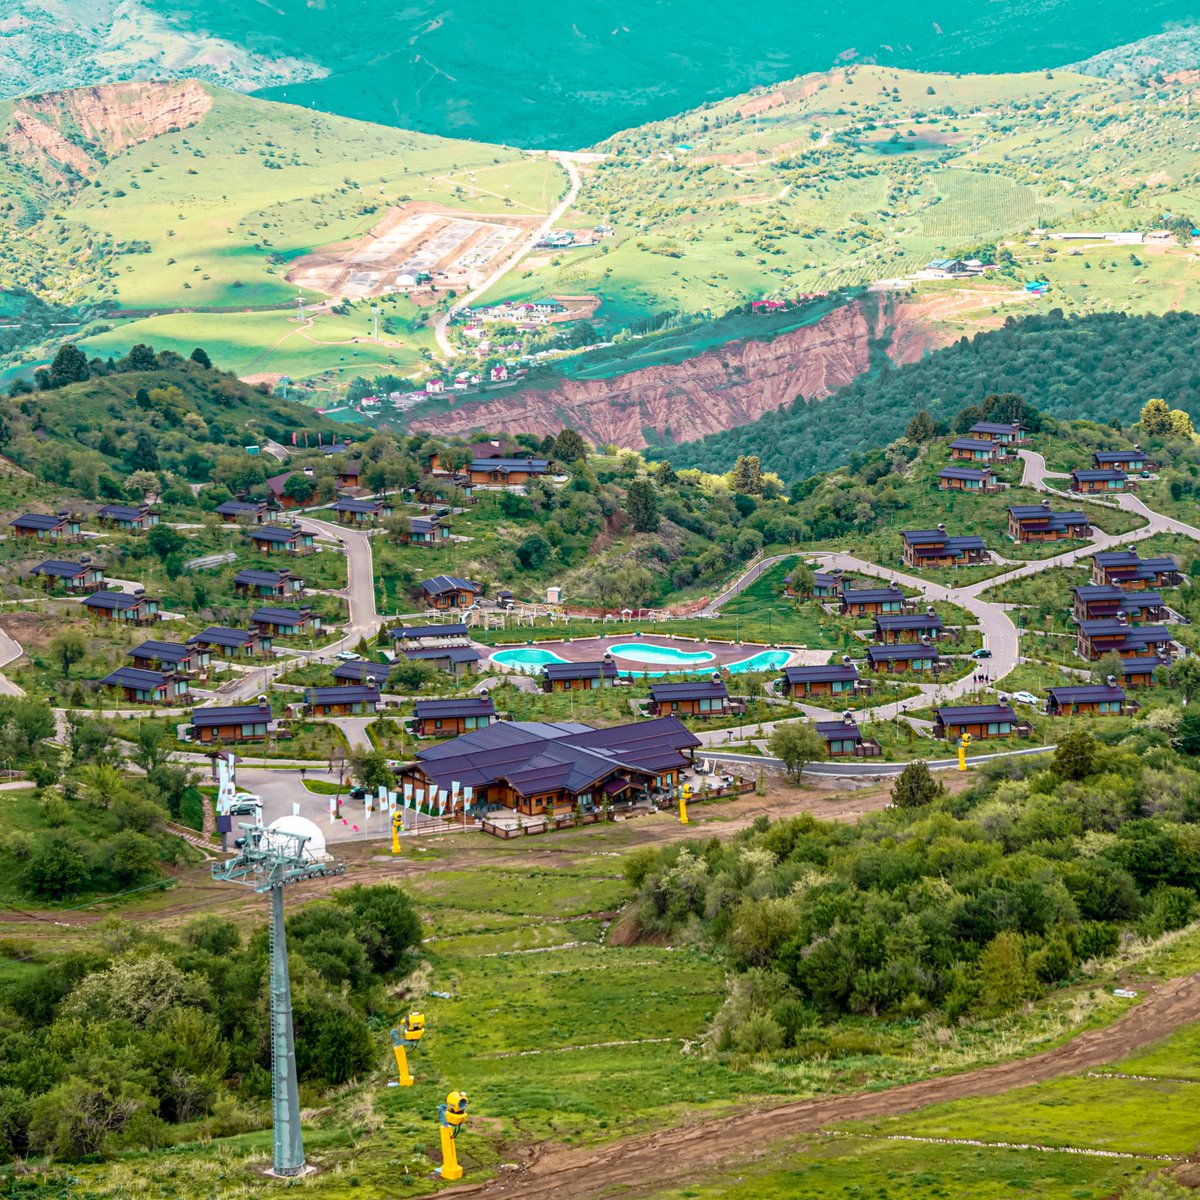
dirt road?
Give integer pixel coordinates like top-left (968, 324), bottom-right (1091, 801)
top-left (448, 971), bottom-right (1200, 1200)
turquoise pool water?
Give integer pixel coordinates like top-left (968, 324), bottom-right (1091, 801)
top-left (606, 642), bottom-right (717, 667)
top-left (491, 647), bottom-right (569, 674)
top-left (491, 643), bottom-right (793, 678)
top-left (728, 649), bottom-right (791, 673)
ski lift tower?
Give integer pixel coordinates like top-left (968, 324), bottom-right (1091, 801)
top-left (212, 823), bottom-right (345, 1176)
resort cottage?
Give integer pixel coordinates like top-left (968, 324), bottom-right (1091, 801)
top-left (815, 714), bottom-right (881, 759)
top-left (233, 569), bottom-right (305, 599)
top-left (421, 575), bottom-right (482, 610)
top-left (1007, 503), bottom-right (1090, 543)
top-left (1071, 586), bottom-right (1165, 623)
top-left (402, 646), bottom-right (482, 676)
top-left (250, 607), bottom-right (319, 639)
top-left (840, 586), bottom-right (905, 616)
top-left (647, 680), bottom-right (730, 718)
top-left (874, 612), bottom-right (944, 643)
top-left (82, 590), bottom-right (158, 624)
top-left (29, 559), bottom-right (104, 590)
top-left (332, 497), bottom-right (393, 524)
top-left (950, 438), bottom-right (1001, 463)
top-left (779, 664), bottom-right (860, 698)
top-left (398, 515), bottom-right (450, 547)
top-left (216, 499), bottom-right (272, 524)
top-left (304, 685), bottom-right (381, 717)
top-left (542, 660), bottom-right (619, 691)
top-left (866, 644), bottom-right (939, 674)
top-left (466, 457), bottom-right (549, 486)
top-left (1046, 684), bottom-right (1127, 716)
top-left (1094, 449), bottom-right (1147, 473)
top-left (1091, 552), bottom-right (1182, 589)
top-left (9, 513), bottom-right (81, 543)
top-left (188, 626), bottom-right (271, 659)
top-left (1075, 619), bottom-right (1173, 660)
top-left (100, 666), bottom-right (189, 705)
top-left (249, 525), bottom-right (314, 555)
top-left (938, 467), bottom-right (995, 491)
top-left (398, 716), bottom-right (700, 819)
top-left (189, 704), bottom-right (275, 744)
top-left (97, 504), bottom-right (159, 532)
top-left (901, 529), bottom-right (987, 569)
top-left (413, 697), bottom-right (495, 738)
top-left (1070, 468), bottom-right (1133, 495)
top-left (129, 639), bottom-right (209, 676)
top-left (968, 421), bottom-right (1027, 445)
top-left (933, 702), bottom-right (1020, 740)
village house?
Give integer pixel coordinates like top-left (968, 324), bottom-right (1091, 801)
top-left (100, 666), bottom-right (189, 705)
top-left (969, 421), bottom-right (1027, 445)
top-left (783, 568), bottom-right (842, 598)
top-left (938, 466), bottom-right (996, 492)
top-left (249, 525), bottom-right (314, 555)
top-left (304, 684), bottom-right (381, 717)
top-left (129, 639), bottom-right (209, 676)
top-left (421, 575), bottom-right (482, 610)
top-left (250, 607), bottom-right (319, 639)
top-left (1094, 449), bottom-right (1148, 473)
top-left (815, 714), bottom-right (881, 758)
top-left (1070, 468), bottom-right (1133, 494)
top-left (9, 513), bottom-right (81, 543)
top-left (467, 457), bottom-right (550, 487)
top-left (840, 585), bottom-right (905, 616)
top-left (649, 680), bottom-right (732, 719)
top-left (873, 612), bottom-right (944, 643)
top-left (950, 438), bottom-right (1001, 463)
top-left (397, 716), bottom-right (701, 819)
top-left (398, 515), bottom-right (450, 547)
top-left (1075, 618), bottom-right (1173, 660)
top-left (934, 702), bottom-right (1021, 740)
top-left (336, 461), bottom-right (362, 489)
top-left (332, 660), bottom-right (394, 688)
top-left (1007, 503), bottom-right (1091, 543)
top-left (413, 696), bottom-right (495, 738)
top-left (542, 660), bottom-right (619, 691)
top-left (1071, 586), bottom-right (1165, 623)
top-left (332, 497), bottom-right (393, 525)
top-left (1046, 684), bottom-right (1127, 716)
top-left (390, 622), bottom-right (471, 647)
top-left (265, 472), bottom-right (303, 509)
top-left (317, 441), bottom-right (356, 458)
top-left (414, 477), bottom-right (475, 505)
top-left (1091, 551), bottom-right (1182, 589)
top-left (1120, 655), bottom-right (1172, 687)
top-left (215, 499), bottom-right (272, 524)
top-left (865, 644), bottom-right (939, 674)
top-left (779, 663), bottom-right (860, 698)
top-left (402, 646), bottom-right (482, 676)
top-left (28, 559), bottom-right (105, 591)
top-left (188, 626), bottom-right (271, 659)
top-left (189, 704), bottom-right (275, 744)
top-left (82, 589), bottom-right (159, 624)
top-left (233, 569), bottom-right (305, 599)
top-left (901, 528), bottom-right (988, 569)
top-left (97, 504), bottom-right (160, 532)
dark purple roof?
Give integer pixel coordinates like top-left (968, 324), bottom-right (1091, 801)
top-left (936, 704), bottom-right (1017, 724)
top-left (949, 438), bottom-right (996, 451)
top-left (404, 646), bottom-right (480, 665)
top-left (782, 664), bottom-right (859, 683)
top-left (234, 569), bottom-right (293, 586)
top-left (130, 640), bottom-right (193, 664)
top-left (544, 660), bottom-right (618, 681)
top-left (415, 697), bottom-right (496, 719)
top-left (189, 625), bottom-right (257, 647)
top-left (422, 575), bottom-right (481, 596)
top-left (252, 525), bottom-right (302, 543)
top-left (1072, 468), bottom-right (1127, 482)
top-left (216, 500), bottom-right (265, 516)
top-left (1095, 450), bottom-right (1145, 464)
top-left (30, 560), bottom-right (96, 578)
top-left (875, 613), bottom-right (944, 631)
top-left (1048, 685), bottom-right (1126, 704)
top-left (84, 589), bottom-right (148, 610)
top-left (391, 623), bottom-right (470, 640)
top-left (102, 666), bottom-right (173, 690)
top-left (192, 704), bottom-right (272, 726)
top-left (11, 513), bottom-right (68, 530)
top-left (251, 607), bottom-right (312, 625)
top-left (866, 644), bottom-right (938, 661)
top-left (334, 660), bottom-right (397, 683)
top-left (99, 504), bottom-right (153, 521)
top-left (939, 466), bottom-right (991, 480)
top-left (306, 685), bottom-right (380, 705)
top-left (815, 718), bottom-right (861, 740)
top-left (649, 680), bottom-right (728, 701)
top-left (842, 587), bottom-right (905, 604)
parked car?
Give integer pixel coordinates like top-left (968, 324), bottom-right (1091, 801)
top-left (335, 650), bottom-right (360, 661)
top-left (971, 647), bottom-right (992, 659)
top-left (1013, 691), bottom-right (1039, 706)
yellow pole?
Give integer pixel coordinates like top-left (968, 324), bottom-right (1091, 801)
top-left (392, 1042), bottom-right (413, 1087)
top-left (391, 809), bottom-right (403, 855)
top-left (678, 794), bottom-right (689, 824)
top-left (439, 1124), bottom-right (462, 1180)
top-left (957, 733), bottom-right (971, 772)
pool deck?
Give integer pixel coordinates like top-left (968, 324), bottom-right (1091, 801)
top-left (482, 634), bottom-right (832, 671)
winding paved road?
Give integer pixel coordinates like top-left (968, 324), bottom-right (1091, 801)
top-left (296, 515), bottom-right (380, 650)
top-left (433, 153), bottom-right (586, 357)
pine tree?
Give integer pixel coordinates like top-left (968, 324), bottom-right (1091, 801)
top-left (905, 410), bottom-right (937, 443)
top-left (625, 479), bottom-right (659, 532)
top-left (552, 427), bottom-right (589, 463)
top-left (47, 344), bottom-right (89, 389)
top-left (189, 347), bottom-right (212, 369)
top-left (731, 454), bottom-right (763, 495)
top-left (891, 761), bottom-right (943, 808)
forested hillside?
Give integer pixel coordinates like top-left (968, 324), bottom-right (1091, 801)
top-left (669, 310), bottom-right (1200, 482)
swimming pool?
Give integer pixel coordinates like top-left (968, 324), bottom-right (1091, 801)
top-left (491, 647), bottom-right (569, 674)
top-left (727, 649), bottom-right (791, 674)
top-left (606, 642), bottom-right (717, 668)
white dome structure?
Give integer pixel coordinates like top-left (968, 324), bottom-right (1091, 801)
top-left (266, 815), bottom-right (328, 860)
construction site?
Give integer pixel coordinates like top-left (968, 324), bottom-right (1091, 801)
top-left (286, 203), bottom-right (542, 300)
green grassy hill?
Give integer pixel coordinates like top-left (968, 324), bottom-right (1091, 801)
top-left (499, 64), bottom-right (1200, 325)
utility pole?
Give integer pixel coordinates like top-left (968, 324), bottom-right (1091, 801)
top-left (212, 825), bottom-right (344, 1176)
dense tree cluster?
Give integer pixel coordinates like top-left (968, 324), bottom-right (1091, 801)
top-left (623, 727), bottom-right (1200, 1049)
top-left (0, 885), bottom-right (422, 1161)
top-left (671, 310), bottom-right (1200, 480)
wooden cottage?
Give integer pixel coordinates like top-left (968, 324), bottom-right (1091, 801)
top-left (216, 499), bottom-right (271, 524)
top-left (874, 612), bottom-right (944, 643)
top-left (249, 525), bottom-right (314, 555)
top-left (902, 528), bottom-right (988, 569)
top-left (950, 437), bottom-right (1000, 463)
top-left (1046, 684), bottom-right (1126, 716)
top-left (29, 559), bottom-right (105, 591)
top-left (1071, 586), bottom-right (1165, 624)
top-left (233, 569), bottom-right (305, 599)
top-left (129, 639), bottom-right (209, 676)
top-left (100, 666), bottom-right (189, 705)
top-left (250, 607), bottom-right (319, 639)
top-left (82, 589), bottom-right (159, 624)
top-left (188, 626), bottom-right (271, 659)
top-left (189, 704), bottom-right (275, 744)
top-left (1075, 619), bottom-right (1173, 661)
top-left (865, 644), bottom-right (939, 674)
top-left (938, 466), bottom-right (995, 492)
top-left (413, 696), bottom-right (495, 738)
top-left (933, 702), bottom-right (1021, 740)
top-left (815, 715), bottom-right (881, 758)
top-left (1091, 552), bottom-right (1182, 589)
top-left (304, 684), bottom-right (381, 717)
top-left (1007, 503), bottom-right (1090, 543)
top-left (97, 504), bottom-right (160, 532)
top-left (779, 663), bottom-right (860, 698)
top-left (466, 457), bottom-right (549, 486)
top-left (647, 680), bottom-right (730, 718)
top-left (332, 497), bottom-right (393, 524)
top-left (9, 513), bottom-right (81, 543)
top-left (1070, 468), bottom-right (1133, 494)
top-left (840, 586), bottom-right (905, 616)
top-left (421, 575), bottom-right (482, 610)
top-left (542, 660), bottom-right (619, 691)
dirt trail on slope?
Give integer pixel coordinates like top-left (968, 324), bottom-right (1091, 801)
top-left (446, 972), bottom-right (1200, 1200)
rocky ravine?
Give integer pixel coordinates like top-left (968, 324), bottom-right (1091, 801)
top-left (412, 295), bottom-right (939, 451)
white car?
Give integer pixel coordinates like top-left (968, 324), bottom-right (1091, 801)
top-left (1012, 691), bottom-right (1039, 706)
top-left (335, 650), bottom-right (361, 662)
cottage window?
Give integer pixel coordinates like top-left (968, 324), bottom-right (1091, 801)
top-left (240, 722), bottom-right (267, 737)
